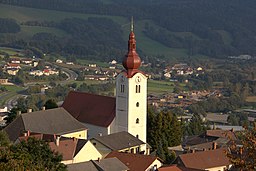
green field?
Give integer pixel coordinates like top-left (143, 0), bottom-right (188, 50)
top-left (0, 3), bottom-right (190, 58)
top-left (0, 47), bottom-right (24, 56)
top-left (148, 80), bottom-right (175, 94)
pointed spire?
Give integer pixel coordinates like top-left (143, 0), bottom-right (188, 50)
top-left (122, 17), bottom-right (142, 78)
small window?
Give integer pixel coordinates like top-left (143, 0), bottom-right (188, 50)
top-left (79, 134), bottom-right (81, 137)
top-left (136, 118), bottom-right (139, 124)
top-left (93, 143), bottom-right (96, 146)
top-left (136, 102), bottom-right (139, 107)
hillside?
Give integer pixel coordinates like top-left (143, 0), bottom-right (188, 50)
top-left (1, 0), bottom-right (256, 61)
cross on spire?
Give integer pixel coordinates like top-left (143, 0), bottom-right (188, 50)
top-left (131, 16), bottom-right (134, 32)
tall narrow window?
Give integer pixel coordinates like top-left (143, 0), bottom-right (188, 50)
top-left (121, 85), bottom-right (125, 93)
top-left (136, 85), bottom-right (141, 93)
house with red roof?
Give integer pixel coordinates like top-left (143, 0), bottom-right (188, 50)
top-left (106, 151), bottom-right (163, 171)
top-left (174, 148), bottom-right (231, 171)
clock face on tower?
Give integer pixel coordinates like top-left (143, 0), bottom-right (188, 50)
top-left (135, 76), bottom-right (141, 83)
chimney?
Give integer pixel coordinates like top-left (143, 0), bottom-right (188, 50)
top-left (17, 111), bottom-right (21, 115)
top-left (27, 130), bottom-right (30, 137)
top-left (42, 106), bottom-right (45, 110)
top-left (212, 142), bottom-right (217, 150)
top-left (27, 108), bottom-right (32, 113)
top-left (56, 136), bottom-right (60, 146)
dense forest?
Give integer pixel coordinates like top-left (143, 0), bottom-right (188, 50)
top-left (1, 0), bottom-right (256, 60)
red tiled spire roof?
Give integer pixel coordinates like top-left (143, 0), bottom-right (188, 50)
top-left (122, 17), bottom-right (142, 78)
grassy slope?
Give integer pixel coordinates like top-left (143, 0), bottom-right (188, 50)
top-left (0, 3), bottom-right (189, 58)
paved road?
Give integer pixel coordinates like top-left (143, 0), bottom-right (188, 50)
top-left (2, 64), bottom-right (78, 110)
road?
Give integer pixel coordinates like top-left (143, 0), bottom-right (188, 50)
top-left (3, 66), bottom-right (78, 110)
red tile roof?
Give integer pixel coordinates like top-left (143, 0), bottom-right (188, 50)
top-left (62, 91), bottom-right (116, 127)
top-left (178, 148), bottom-right (230, 170)
top-left (106, 151), bottom-right (161, 171)
top-left (159, 165), bottom-right (203, 171)
top-left (49, 138), bottom-right (78, 161)
top-left (206, 130), bottom-right (236, 140)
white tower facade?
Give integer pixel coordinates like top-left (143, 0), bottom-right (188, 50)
top-left (115, 20), bottom-right (147, 143)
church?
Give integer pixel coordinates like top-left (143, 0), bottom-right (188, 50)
top-left (62, 20), bottom-right (148, 149)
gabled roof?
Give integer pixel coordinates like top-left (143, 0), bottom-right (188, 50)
top-left (4, 107), bottom-right (87, 142)
top-left (67, 158), bottom-right (129, 171)
top-left (178, 148), bottom-right (230, 170)
top-left (106, 151), bottom-right (161, 171)
top-left (62, 91), bottom-right (116, 127)
top-left (159, 165), bottom-right (203, 171)
top-left (206, 130), bottom-right (236, 140)
top-left (49, 138), bottom-right (79, 160)
top-left (92, 131), bottom-right (145, 151)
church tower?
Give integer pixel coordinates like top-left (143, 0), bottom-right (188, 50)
top-left (115, 18), bottom-right (147, 143)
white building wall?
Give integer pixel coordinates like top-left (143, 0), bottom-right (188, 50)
top-left (145, 159), bottom-right (163, 171)
top-left (73, 141), bottom-right (102, 163)
top-left (115, 72), bottom-right (147, 143)
top-left (206, 165), bottom-right (232, 171)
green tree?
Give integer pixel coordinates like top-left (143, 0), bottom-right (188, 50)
top-left (147, 107), bottom-right (181, 163)
top-left (226, 124), bottom-right (256, 170)
top-left (45, 99), bottom-right (58, 109)
top-left (0, 131), bottom-right (10, 147)
top-left (186, 114), bottom-right (206, 136)
top-left (0, 138), bottom-right (66, 171)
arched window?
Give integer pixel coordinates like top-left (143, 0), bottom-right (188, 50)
top-left (136, 118), bottom-right (139, 124)
top-left (136, 102), bottom-right (139, 107)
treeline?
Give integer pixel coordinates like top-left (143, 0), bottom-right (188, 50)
top-left (2, 0), bottom-right (256, 58)
top-left (4, 17), bottom-right (126, 62)
top-left (0, 18), bottom-right (20, 33)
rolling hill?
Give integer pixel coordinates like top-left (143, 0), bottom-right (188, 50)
top-left (1, 0), bottom-right (256, 61)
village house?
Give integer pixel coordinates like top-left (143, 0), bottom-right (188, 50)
top-left (174, 148), bottom-right (231, 171)
top-left (29, 70), bottom-right (44, 76)
top-left (4, 107), bottom-right (88, 143)
top-left (56, 59), bottom-right (63, 63)
top-left (106, 151), bottom-right (163, 171)
top-left (67, 157), bottom-right (129, 171)
top-left (5, 63), bottom-right (21, 69)
top-left (6, 68), bottom-right (19, 75)
top-left (9, 58), bottom-right (20, 64)
top-left (90, 131), bottom-right (149, 158)
top-left (0, 78), bottom-right (8, 84)
top-left (21, 58), bottom-right (33, 65)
